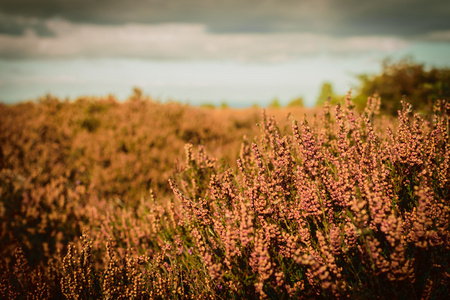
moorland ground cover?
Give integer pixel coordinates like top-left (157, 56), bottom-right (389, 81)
top-left (0, 94), bottom-right (449, 299)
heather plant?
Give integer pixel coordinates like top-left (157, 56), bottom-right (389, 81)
top-left (0, 94), bottom-right (271, 298)
top-left (0, 95), bottom-right (264, 266)
top-left (0, 93), bottom-right (449, 299)
top-left (170, 96), bottom-right (450, 298)
top-left (0, 94), bottom-right (262, 201)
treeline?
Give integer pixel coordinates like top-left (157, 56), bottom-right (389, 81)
top-left (317, 59), bottom-right (450, 114)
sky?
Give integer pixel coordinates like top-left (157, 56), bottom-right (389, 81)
top-left (1, 0), bottom-right (450, 107)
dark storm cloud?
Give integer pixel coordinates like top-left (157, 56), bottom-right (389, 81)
top-left (0, 0), bottom-right (449, 37)
top-left (0, 13), bottom-right (54, 36)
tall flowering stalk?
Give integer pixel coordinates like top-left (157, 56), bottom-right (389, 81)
top-left (172, 97), bottom-right (450, 299)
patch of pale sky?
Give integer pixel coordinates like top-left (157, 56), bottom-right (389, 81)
top-left (0, 55), bottom-right (383, 106)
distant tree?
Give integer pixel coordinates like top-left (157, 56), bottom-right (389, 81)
top-left (131, 87), bottom-right (143, 100)
top-left (268, 98), bottom-right (281, 108)
top-left (316, 82), bottom-right (342, 106)
top-left (220, 101), bottom-right (229, 109)
top-left (287, 97), bottom-right (304, 107)
top-left (353, 58), bottom-right (450, 114)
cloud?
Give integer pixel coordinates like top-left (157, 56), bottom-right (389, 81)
top-left (0, 0), bottom-right (449, 37)
top-left (0, 12), bottom-right (54, 36)
top-left (0, 19), bottom-right (410, 61)
top-left (1, 0), bottom-right (447, 61)
top-left (423, 30), bottom-right (450, 42)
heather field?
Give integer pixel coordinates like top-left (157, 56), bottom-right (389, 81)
top-left (0, 94), bottom-right (449, 299)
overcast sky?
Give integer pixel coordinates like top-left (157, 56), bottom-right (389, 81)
top-left (1, 0), bottom-right (450, 106)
